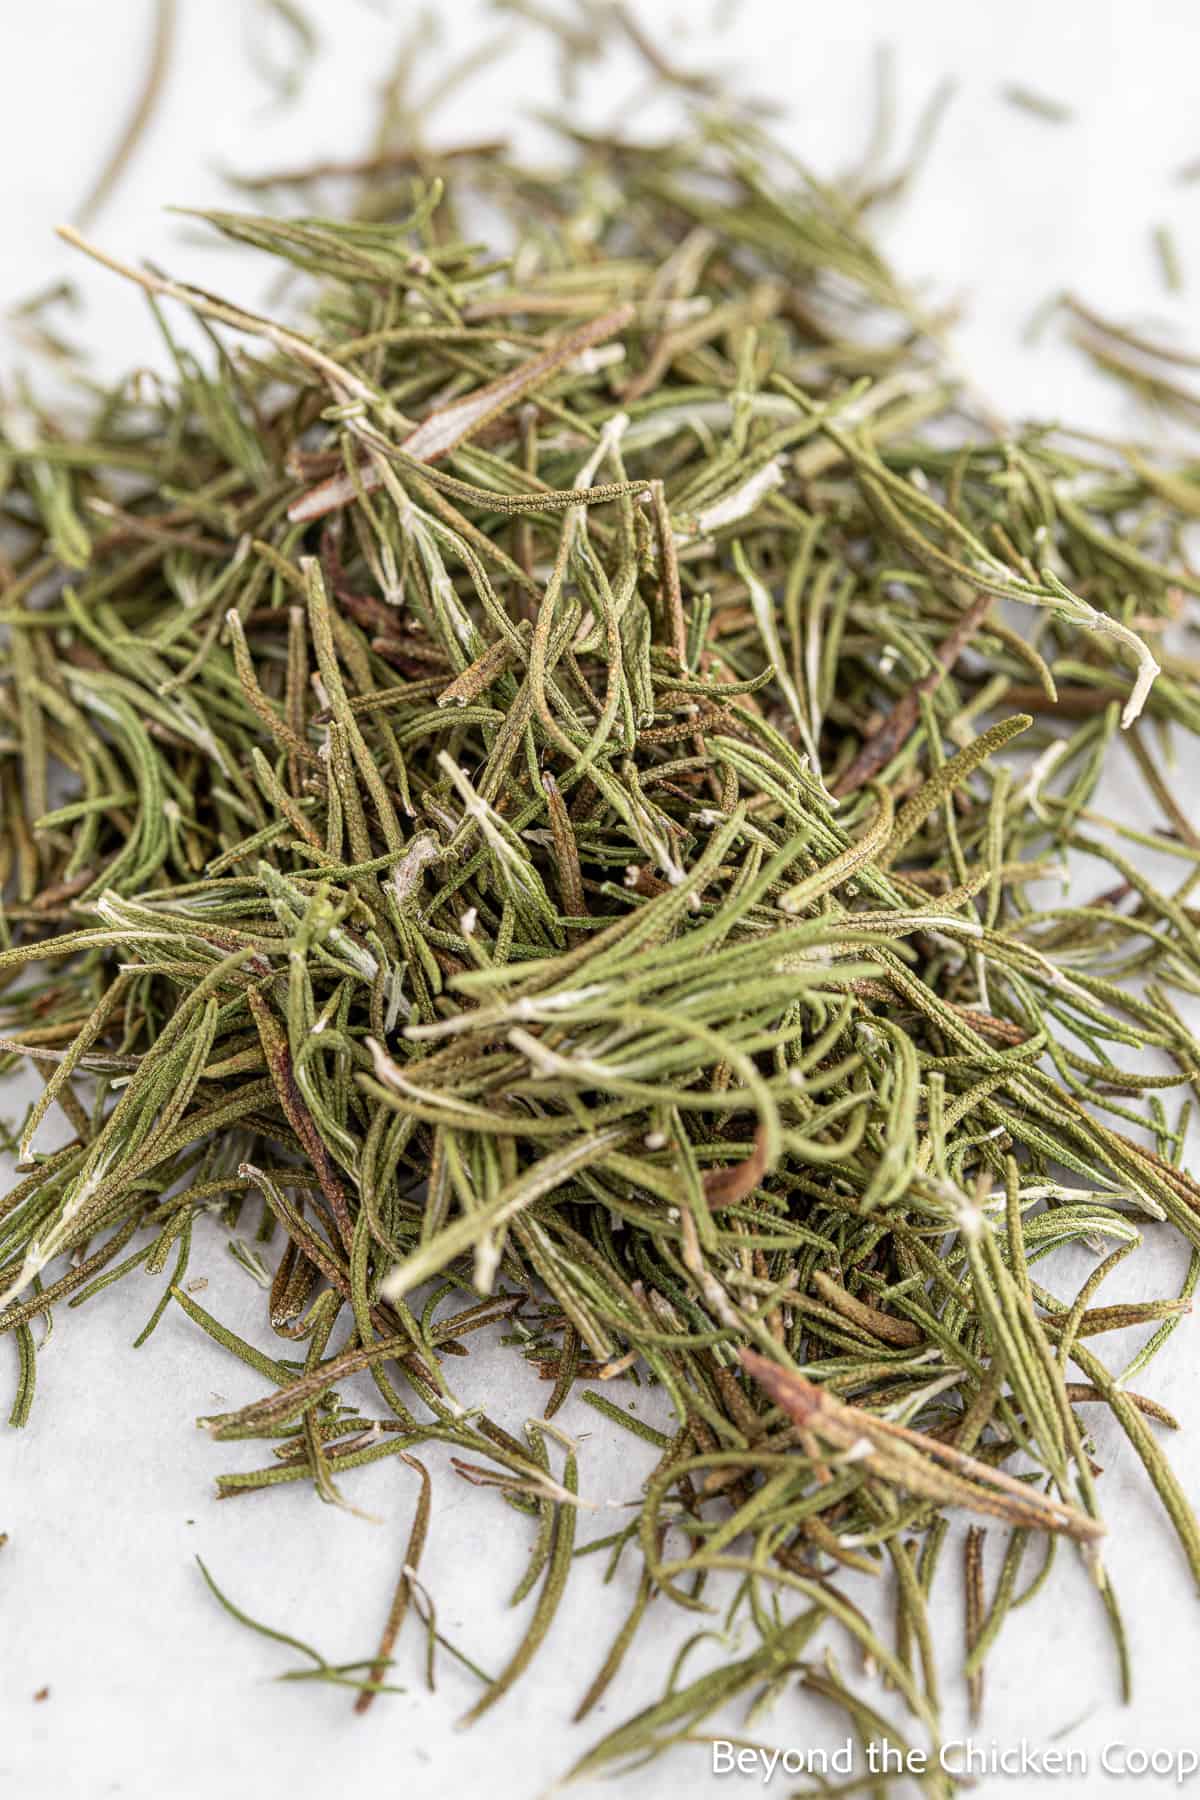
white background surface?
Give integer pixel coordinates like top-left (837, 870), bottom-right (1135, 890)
top-left (4, 3), bottom-right (1200, 1797)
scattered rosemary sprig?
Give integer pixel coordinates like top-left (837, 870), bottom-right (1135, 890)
top-left (4, 10), bottom-right (1200, 1790)
top-left (1001, 83), bottom-right (1074, 125)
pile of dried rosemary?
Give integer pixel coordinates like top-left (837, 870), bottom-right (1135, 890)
top-left (4, 13), bottom-right (1200, 1789)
